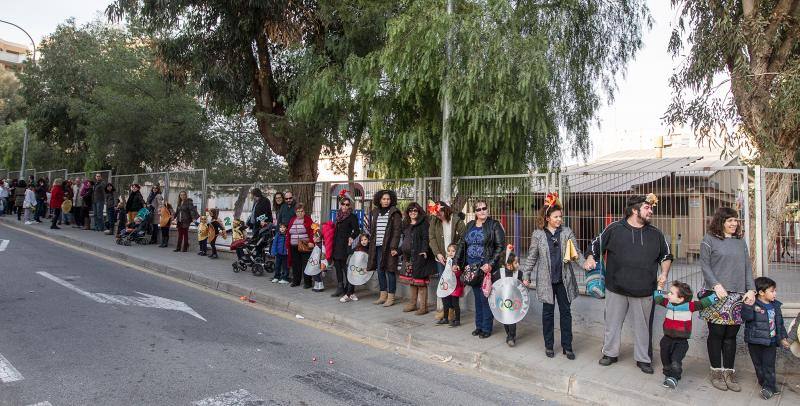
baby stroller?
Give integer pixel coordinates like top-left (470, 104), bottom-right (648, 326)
top-left (232, 225), bottom-right (276, 276)
top-left (116, 212), bottom-right (151, 246)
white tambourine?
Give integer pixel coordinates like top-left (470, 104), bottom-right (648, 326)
top-left (303, 246), bottom-right (322, 276)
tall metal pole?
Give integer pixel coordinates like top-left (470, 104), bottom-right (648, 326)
top-left (0, 19), bottom-right (36, 178)
top-left (440, 0), bottom-right (454, 204)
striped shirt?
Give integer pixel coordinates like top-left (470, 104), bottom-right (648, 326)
top-left (654, 290), bottom-right (718, 338)
top-left (374, 212), bottom-right (389, 246)
top-left (289, 222), bottom-right (308, 246)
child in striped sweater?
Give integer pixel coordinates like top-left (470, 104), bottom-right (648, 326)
top-left (654, 281), bottom-right (718, 389)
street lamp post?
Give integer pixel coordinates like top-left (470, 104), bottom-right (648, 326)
top-left (440, 0), bottom-right (454, 204)
top-left (0, 19), bottom-right (36, 179)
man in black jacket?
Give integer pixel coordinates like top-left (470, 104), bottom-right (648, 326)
top-left (247, 188), bottom-right (272, 236)
top-left (584, 194), bottom-right (673, 374)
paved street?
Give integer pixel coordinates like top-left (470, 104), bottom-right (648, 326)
top-left (0, 225), bottom-right (557, 405)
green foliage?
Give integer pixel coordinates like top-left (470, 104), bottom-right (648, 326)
top-left (18, 20), bottom-right (209, 173)
top-left (369, 0), bottom-right (651, 177)
top-left (0, 70), bottom-right (25, 124)
top-left (666, 0), bottom-right (800, 168)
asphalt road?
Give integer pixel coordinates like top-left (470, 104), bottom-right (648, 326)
top-left (0, 224), bottom-right (558, 406)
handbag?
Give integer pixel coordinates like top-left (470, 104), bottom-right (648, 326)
top-left (460, 264), bottom-right (483, 287)
top-left (297, 239), bottom-right (314, 253)
top-left (230, 239), bottom-right (246, 251)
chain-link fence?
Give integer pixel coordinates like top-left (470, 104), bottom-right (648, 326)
top-left (112, 169), bottom-right (206, 213)
top-left (34, 169), bottom-right (68, 185)
top-left (7, 169), bottom-right (35, 181)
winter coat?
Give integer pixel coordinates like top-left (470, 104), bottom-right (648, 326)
top-left (366, 206), bottom-right (402, 274)
top-left (286, 215), bottom-right (314, 267)
top-left (271, 232), bottom-right (288, 256)
top-left (126, 190), bottom-right (145, 213)
top-left (332, 212), bottom-right (360, 261)
top-left (175, 198), bottom-right (199, 228)
top-left (743, 299), bottom-right (789, 346)
top-left (104, 189), bottom-right (116, 209)
top-left (277, 201), bottom-right (296, 226)
top-left (521, 227), bottom-right (583, 305)
top-left (400, 216), bottom-right (436, 282)
top-left (428, 213), bottom-right (466, 260)
top-left (23, 189), bottom-right (36, 208)
top-left (72, 184), bottom-right (82, 208)
top-left (35, 184), bottom-right (47, 201)
top-left (49, 185), bottom-right (64, 209)
top-left (148, 193), bottom-right (164, 225)
top-left (14, 186), bottom-right (26, 206)
top-left (248, 197), bottom-right (273, 229)
top-left (454, 217), bottom-right (506, 278)
top-left (92, 180), bottom-right (107, 203)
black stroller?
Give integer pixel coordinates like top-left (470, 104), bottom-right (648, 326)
top-left (116, 208), bottom-right (153, 246)
top-left (232, 225), bottom-right (275, 276)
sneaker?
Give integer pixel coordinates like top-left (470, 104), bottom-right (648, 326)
top-left (24, 221), bottom-right (33, 225)
top-left (349, 294), bottom-right (358, 301)
top-left (271, 278), bottom-right (279, 283)
top-left (598, 355), bottom-right (618, 366)
top-left (663, 377), bottom-right (677, 389)
top-left (637, 362), bottom-right (654, 374)
top-left (278, 280), bottom-right (290, 284)
top-left (760, 388), bottom-right (774, 400)
top-left (339, 295), bottom-right (350, 303)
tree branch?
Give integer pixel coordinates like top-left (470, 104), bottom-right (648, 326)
top-left (249, 35), bottom-right (288, 156)
top-left (767, 0), bottom-right (800, 73)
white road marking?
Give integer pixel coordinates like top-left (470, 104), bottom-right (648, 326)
top-left (0, 239), bottom-right (9, 251)
top-left (0, 352), bottom-right (23, 383)
top-left (192, 389), bottom-right (264, 405)
top-left (27, 402), bottom-right (53, 406)
top-left (37, 271), bottom-right (206, 321)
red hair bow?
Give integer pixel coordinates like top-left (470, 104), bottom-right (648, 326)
top-left (544, 192), bottom-right (560, 209)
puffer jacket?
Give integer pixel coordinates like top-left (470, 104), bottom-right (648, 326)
top-left (454, 217), bottom-right (506, 278)
top-left (743, 299), bottom-right (788, 346)
top-left (521, 227), bottom-right (584, 305)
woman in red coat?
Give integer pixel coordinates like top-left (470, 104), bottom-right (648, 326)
top-left (285, 203), bottom-right (315, 288)
top-left (49, 179), bottom-right (65, 230)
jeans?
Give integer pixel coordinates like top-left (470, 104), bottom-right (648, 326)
top-left (660, 335), bottom-right (689, 379)
top-left (542, 282), bottom-right (573, 351)
top-left (749, 343), bottom-right (778, 392)
top-left (472, 285), bottom-right (493, 333)
top-left (275, 254), bottom-right (289, 281)
top-left (106, 207), bottom-right (116, 231)
top-left (375, 247), bottom-right (397, 294)
top-left (34, 199), bottom-right (45, 221)
top-left (93, 201), bottom-right (105, 230)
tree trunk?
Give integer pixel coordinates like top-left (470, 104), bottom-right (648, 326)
top-left (233, 185), bottom-right (250, 219)
top-left (347, 124), bottom-right (364, 194)
top-left (286, 142), bottom-right (322, 213)
top-left (764, 147), bottom-right (797, 267)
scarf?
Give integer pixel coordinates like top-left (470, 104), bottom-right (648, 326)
top-left (336, 207), bottom-right (352, 223)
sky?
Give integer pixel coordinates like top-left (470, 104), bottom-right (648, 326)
top-left (1, 0), bottom-right (680, 163)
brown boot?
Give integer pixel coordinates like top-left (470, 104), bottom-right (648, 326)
top-left (434, 309), bottom-right (445, 321)
top-left (709, 368), bottom-right (728, 391)
top-left (448, 308), bottom-right (455, 320)
top-left (415, 286), bottom-right (429, 315)
top-left (373, 291), bottom-right (388, 305)
top-left (383, 293), bottom-right (396, 307)
top-left (403, 286), bottom-right (418, 312)
top-left (723, 369), bottom-right (741, 392)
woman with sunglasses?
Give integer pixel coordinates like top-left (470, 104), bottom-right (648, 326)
top-left (332, 194), bottom-right (361, 301)
top-left (453, 200), bottom-right (506, 339)
top-left (521, 195), bottom-right (582, 359)
top-left (398, 202), bottom-right (436, 315)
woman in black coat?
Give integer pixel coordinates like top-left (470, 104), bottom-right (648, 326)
top-left (399, 202), bottom-right (436, 315)
top-left (125, 184), bottom-right (145, 223)
top-left (331, 194), bottom-right (360, 300)
top-left (247, 188), bottom-right (272, 235)
top-left (367, 189), bottom-right (403, 307)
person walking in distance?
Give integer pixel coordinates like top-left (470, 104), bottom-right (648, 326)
top-left (584, 194), bottom-right (673, 374)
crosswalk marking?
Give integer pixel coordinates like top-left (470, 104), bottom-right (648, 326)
top-left (27, 402), bottom-right (53, 406)
top-left (192, 389), bottom-right (264, 405)
top-left (0, 239), bottom-right (9, 252)
top-left (0, 352), bottom-right (23, 383)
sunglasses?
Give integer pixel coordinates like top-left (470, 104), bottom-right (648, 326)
top-left (341, 203), bottom-right (351, 206)
top-left (409, 209), bottom-right (419, 213)
top-left (475, 206), bottom-right (488, 212)
top-left (286, 197), bottom-right (294, 200)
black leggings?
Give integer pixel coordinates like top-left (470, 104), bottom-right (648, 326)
top-left (707, 323), bottom-right (741, 369)
top-left (161, 227), bottom-right (170, 245)
top-left (442, 296), bottom-right (460, 322)
top-left (334, 258), bottom-right (354, 295)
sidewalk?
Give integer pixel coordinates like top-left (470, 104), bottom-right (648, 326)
top-left (3, 218), bottom-right (799, 405)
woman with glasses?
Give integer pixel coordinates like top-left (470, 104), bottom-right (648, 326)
top-left (453, 200), bottom-right (506, 339)
top-left (286, 203), bottom-right (315, 288)
top-left (521, 196), bottom-right (582, 359)
top-left (367, 190), bottom-right (402, 307)
top-left (332, 194), bottom-right (361, 301)
top-left (272, 192), bottom-right (285, 225)
top-left (398, 202), bottom-right (436, 315)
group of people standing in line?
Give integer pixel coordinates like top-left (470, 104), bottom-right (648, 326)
top-left (1, 177), bottom-right (792, 398)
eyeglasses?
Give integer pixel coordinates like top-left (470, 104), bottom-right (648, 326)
top-left (341, 203), bottom-right (351, 207)
top-left (286, 197), bottom-right (294, 200)
top-left (475, 207), bottom-right (488, 212)
top-left (409, 209), bottom-right (419, 213)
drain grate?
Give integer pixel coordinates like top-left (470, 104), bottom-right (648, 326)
top-left (386, 318), bottom-right (423, 329)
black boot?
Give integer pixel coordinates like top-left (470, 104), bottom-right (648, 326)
top-left (331, 283), bottom-right (345, 297)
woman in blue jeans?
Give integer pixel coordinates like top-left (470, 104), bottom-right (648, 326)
top-left (366, 190), bottom-right (402, 307)
top-left (453, 200), bottom-right (506, 339)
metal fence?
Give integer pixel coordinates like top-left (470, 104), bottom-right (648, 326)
top-left (34, 169), bottom-right (68, 184)
top-left (66, 170), bottom-right (113, 184)
top-left (111, 169), bottom-right (206, 213)
top-left (757, 167), bottom-right (800, 305)
top-left (7, 169), bottom-right (35, 181)
top-left (207, 181), bottom-right (318, 224)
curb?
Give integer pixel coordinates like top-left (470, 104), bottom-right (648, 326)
top-left (0, 219), bottom-right (744, 405)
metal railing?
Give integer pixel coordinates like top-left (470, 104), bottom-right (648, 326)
top-left (7, 169), bottom-right (35, 181)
